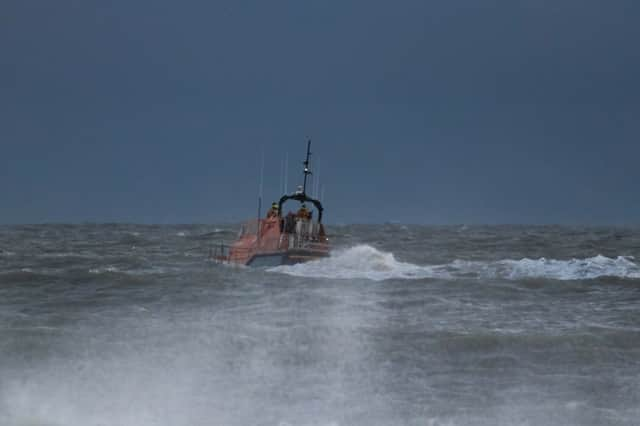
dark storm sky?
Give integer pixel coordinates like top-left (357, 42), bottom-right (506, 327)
top-left (2, 0), bottom-right (639, 224)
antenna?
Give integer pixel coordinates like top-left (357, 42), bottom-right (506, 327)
top-left (284, 152), bottom-right (289, 194)
top-left (313, 158), bottom-right (320, 198)
top-left (302, 139), bottom-right (312, 195)
top-left (279, 157), bottom-right (284, 195)
top-left (257, 148), bottom-right (264, 239)
top-left (258, 148), bottom-right (264, 201)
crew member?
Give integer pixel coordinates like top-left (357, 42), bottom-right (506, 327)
top-left (296, 204), bottom-right (310, 220)
top-left (266, 202), bottom-right (279, 218)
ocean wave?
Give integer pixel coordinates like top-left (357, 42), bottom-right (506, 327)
top-left (88, 266), bottom-right (120, 274)
top-left (36, 251), bottom-right (100, 260)
top-left (269, 245), bottom-right (640, 281)
top-left (87, 265), bottom-right (180, 276)
top-left (0, 269), bottom-right (56, 283)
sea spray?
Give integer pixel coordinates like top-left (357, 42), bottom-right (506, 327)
top-left (269, 245), bottom-right (640, 281)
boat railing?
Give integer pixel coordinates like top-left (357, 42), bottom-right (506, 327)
top-left (213, 217), bottom-right (327, 262)
top-left (285, 238), bottom-right (328, 251)
top-left (281, 220), bottom-right (327, 250)
top-left (210, 242), bottom-right (254, 263)
top-left (210, 242), bottom-right (230, 261)
top-left (238, 219), bottom-right (261, 237)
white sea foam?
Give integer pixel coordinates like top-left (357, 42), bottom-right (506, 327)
top-left (270, 245), bottom-right (451, 281)
top-left (37, 251), bottom-right (100, 259)
top-left (269, 245), bottom-right (452, 281)
top-left (88, 266), bottom-right (119, 274)
top-left (269, 245), bottom-right (640, 281)
top-left (489, 255), bottom-right (640, 280)
top-left (87, 265), bottom-right (184, 276)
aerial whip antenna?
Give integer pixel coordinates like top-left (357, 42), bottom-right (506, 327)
top-left (313, 158), bottom-right (320, 198)
top-left (284, 152), bottom-right (289, 194)
top-left (279, 157), bottom-right (284, 195)
top-left (302, 139), bottom-right (312, 195)
top-left (257, 147), bottom-right (264, 241)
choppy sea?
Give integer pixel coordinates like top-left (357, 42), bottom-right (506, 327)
top-left (1, 224), bottom-right (639, 426)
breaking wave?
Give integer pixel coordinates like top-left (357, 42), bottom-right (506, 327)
top-left (269, 245), bottom-right (640, 281)
top-left (88, 266), bottom-right (120, 274)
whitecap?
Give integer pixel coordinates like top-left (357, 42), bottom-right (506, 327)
top-left (269, 245), bottom-right (451, 281)
top-left (269, 245), bottom-right (640, 282)
top-left (88, 266), bottom-right (119, 274)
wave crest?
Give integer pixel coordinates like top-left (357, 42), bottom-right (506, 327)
top-left (268, 245), bottom-right (640, 281)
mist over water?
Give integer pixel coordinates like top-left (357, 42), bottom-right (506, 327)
top-left (1, 224), bottom-right (639, 426)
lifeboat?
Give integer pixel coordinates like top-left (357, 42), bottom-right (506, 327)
top-left (213, 141), bottom-right (329, 266)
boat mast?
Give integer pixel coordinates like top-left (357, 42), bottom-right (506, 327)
top-left (257, 148), bottom-right (264, 241)
top-left (302, 139), bottom-right (312, 195)
top-left (284, 152), bottom-right (289, 194)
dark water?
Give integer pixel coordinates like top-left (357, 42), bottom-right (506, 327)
top-left (1, 224), bottom-right (639, 426)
